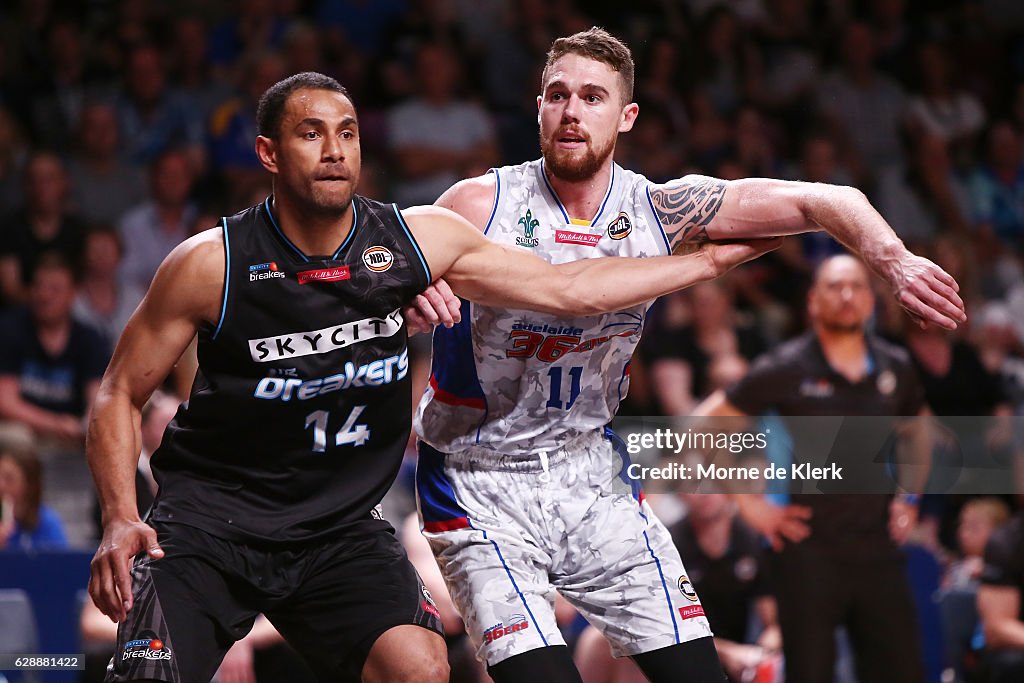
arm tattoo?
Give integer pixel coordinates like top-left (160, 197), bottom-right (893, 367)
top-left (650, 176), bottom-right (727, 251)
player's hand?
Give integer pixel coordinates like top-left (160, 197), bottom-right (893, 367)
top-left (888, 498), bottom-right (919, 545)
top-left (699, 238), bottom-right (784, 278)
top-left (880, 251), bottom-right (966, 330)
top-left (735, 494), bottom-right (812, 551)
top-left (403, 279), bottom-right (461, 335)
top-left (215, 637), bottom-right (257, 683)
top-left (89, 518), bottom-right (164, 623)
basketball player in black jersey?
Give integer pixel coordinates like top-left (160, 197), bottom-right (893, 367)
top-left (85, 72), bottom-right (785, 683)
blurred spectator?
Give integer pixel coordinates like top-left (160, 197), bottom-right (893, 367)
top-left (167, 15), bottom-right (233, 126)
top-left (207, 0), bottom-right (291, 70)
top-left (115, 44), bottom-right (206, 170)
top-left (732, 105), bottom-right (780, 178)
top-left (816, 21), bottom-right (908, 185)
top-left (939, 497), bottom-right (1010, 683)
top-left (867, 0), bottom-right (917, 79)
top-left (687, 90), bottom-right (733, 170)
top-left (977, 508), bottom-right (1024, 683)
top-left (67, 100), bottom-right (148, 228)
top-left (747, 0), bottom-right (820, 140)
top-left (905, 42), bottom-right (986, 169)
top-left (0, 105), bottom-right (28, 216)
top-left (207, 51), bottom-right (286, 208)
top-left (968, 121), bottom-right (1024, 254)
top-left (281, 21), bottom-right (325, 76)
top-left (0, 253), bottom-right (107, 447)
top-left (614, 101), bottom-right (686, 184)
top-left (0, 446), bottom-right (68, 551)
top-left (634, 36), bottom-right (690, 135)
top-left (670, 491), bottom-right (781, 682)
top-left (315, 0), bottom-right (407, 59)
top-left (387, 41), bottom-right (498, 207)
top-left (73, 226), bottom-right (144, 354)
top-left (689, 7), bottom-right (756, 119)
top-left (975, 303), bottom-right (1024, 414)
top-left (0, 151), bottom-right (85, 305)
top-left (874, 134), bottom-right (972, 246)
top-left (904, 325), bottom-right (1008, 418)
top-left (642, 282), bottom-right (766, 415)
top-left (118, 149), bottom-right (198, 293)
top-left (28, 16), bottom-right (115, 151)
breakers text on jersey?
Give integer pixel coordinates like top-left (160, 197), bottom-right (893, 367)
top-left (254, 349), bottom-right (409, 401)
top-left (249, 309), bottom-right (403, 362)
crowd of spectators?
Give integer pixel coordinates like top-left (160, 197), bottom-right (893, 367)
top-left (0, 0), bottom-right (1023, 681)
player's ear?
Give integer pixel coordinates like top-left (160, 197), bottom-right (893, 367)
top-left (619, 102), bottom-right (639, 134)
top-left (255, 135), bottom-right (277, 173)
top-left (537, 95), bottom-right (543, 124)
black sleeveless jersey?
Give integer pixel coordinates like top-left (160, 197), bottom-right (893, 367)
top-left (149, 196), bottom-right (431, 544)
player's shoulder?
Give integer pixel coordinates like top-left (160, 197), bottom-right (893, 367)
top-left (157, 227), bottom-right (225, 290)
top-left (434, 172), bottom-right (498, 230)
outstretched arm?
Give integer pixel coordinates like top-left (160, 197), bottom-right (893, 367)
top-left (649, 176), bottom-right (966, 329)
top-left (404, 205), bottom-right (781, 316)
top-left (87, 229), bottom-right (224, 623)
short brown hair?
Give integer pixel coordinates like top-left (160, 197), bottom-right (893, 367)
top-left (542, 27), bottom-right (635, 105)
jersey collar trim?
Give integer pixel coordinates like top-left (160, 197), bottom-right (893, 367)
top-left (262, 196), bottom-right (359, 262)
top-left (539, 160), bottom-right (617, 227)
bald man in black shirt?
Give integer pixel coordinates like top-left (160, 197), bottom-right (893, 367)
top-left (695, 254), bottom-right (929, 683)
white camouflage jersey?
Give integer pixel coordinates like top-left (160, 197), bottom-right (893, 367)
top-left (416, 159), bottom-right (671, 456)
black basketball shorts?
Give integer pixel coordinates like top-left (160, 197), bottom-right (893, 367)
top-left (105, 521), bottom-right (444, 682)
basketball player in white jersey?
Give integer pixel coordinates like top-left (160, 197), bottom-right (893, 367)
top-left (412, 28), bottom-right (965, 683)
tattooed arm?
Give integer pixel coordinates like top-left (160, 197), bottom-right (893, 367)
top-left (649, 176), bottom-right (967, 329)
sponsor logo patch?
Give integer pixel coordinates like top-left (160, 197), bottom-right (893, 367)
top-left (248, 261), bottom-right (285, 282)
top-left (607, 212), bottom-right (632, 240)
top-left (248, 310), bottom-right (404, 362)
top-left (516, 209), bottom-right (540, 248)
top-left (422, 601), bottom-right (441, 619)
top-left (679, 605), bottom-right (706, 621)
top-left (297, 266), bottom-right (351, 284)
top-left (555, 229), bottom-right (601, 246)
top-left (678, 575), bottom-right (699, 602)
top-left (483, 615), bottom-right (530, 644)
top-left (362, 246), bottom-right (394, 272)
top-left (122, 638), bottom-right (173, 662)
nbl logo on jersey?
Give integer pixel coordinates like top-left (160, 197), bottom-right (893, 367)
top-left (362, 246), bottom-right (394, 272)
top-left (607, 212), bottom-right (632, 240)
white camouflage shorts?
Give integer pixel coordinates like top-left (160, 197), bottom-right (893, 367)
top-left (416, 428), bottom-right (713, 667)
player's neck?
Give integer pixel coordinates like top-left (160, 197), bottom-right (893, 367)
top-left (269, 194), bottom-right (355, 257)
top-left (544, 160), bottom-right (614, 222)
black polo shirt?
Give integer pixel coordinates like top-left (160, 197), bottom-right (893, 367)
top-left (726, 332), bottom-right (925, 549)
top-left (980, 512), bottom-right (1024, 620)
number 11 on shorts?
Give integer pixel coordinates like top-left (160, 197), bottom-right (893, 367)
top-left (304, 406), bottom-right (371, 452)
top-left (547, 366), bottom-right (582, 409)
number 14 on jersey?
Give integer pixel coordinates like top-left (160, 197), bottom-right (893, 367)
top-left (305, 406), bottom-right (371, 452)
